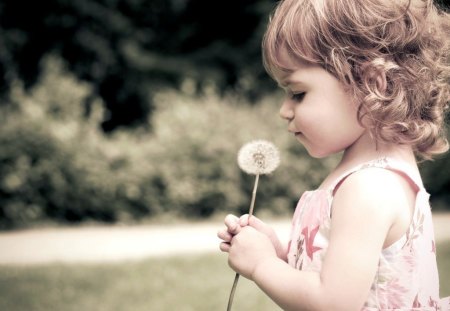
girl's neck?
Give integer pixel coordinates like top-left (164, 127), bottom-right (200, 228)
top-left (320, 130), bottom-right (418, 189)
top-left (343, 131), bottom-right (416, 166)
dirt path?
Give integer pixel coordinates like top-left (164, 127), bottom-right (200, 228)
top-left (0, 214), bottom-right (449, 265)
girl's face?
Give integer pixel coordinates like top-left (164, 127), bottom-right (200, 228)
top-left (274, 57), bottom-right (366, 158)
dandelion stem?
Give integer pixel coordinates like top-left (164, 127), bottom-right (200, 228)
top-left (226, 273), bottom-right (240, 311)
top-left (249, 173), bottom-right (259, 217)
top-left (226, 173), bottom-right (260, 311)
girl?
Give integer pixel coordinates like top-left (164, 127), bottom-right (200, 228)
top-left (218, 0), bottom-right (450, 310)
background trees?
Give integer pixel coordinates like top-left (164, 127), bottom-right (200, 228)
top-left (0, 0), bottom-right (277, 131)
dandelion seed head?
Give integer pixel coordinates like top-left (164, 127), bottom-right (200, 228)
top-left (237, 139), bottom-right (280, 175)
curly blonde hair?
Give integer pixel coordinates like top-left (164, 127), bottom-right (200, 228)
top-left (262, 0), bottom-right (450, 160)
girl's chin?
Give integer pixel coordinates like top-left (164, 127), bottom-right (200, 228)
top-left (306, 150), bottom-right (331, 159)
top-left (301, 142), bottom-right (338, 159)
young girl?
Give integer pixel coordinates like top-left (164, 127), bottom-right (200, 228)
top-left (218, 0), bottom-right (450, 310)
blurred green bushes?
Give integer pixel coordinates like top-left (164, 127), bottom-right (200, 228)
top-left (0, 57), bottom-right (448, 229)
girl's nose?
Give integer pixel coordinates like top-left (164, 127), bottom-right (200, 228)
top-left (279, 100), bottom-right (294, 121)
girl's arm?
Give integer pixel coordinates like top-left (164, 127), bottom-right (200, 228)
top-left (223, 168), bottom-right (412, 311)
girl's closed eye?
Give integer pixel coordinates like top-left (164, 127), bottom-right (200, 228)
top-left (291, 92), bottom-right (306, 102)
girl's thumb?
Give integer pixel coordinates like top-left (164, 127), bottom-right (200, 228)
top-left (239, 214), bottom-right (266, 231)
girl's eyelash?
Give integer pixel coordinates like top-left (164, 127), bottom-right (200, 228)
top-left (291, 92), bottom-right (306, 101)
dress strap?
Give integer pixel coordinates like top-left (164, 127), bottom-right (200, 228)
top-left (328, 157), bottom-right (424, 197)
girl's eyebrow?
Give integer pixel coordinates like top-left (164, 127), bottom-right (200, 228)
top-left (277, 76), bottom-right (294, 88)
top-left (278, 78), bottom-right (306, 89)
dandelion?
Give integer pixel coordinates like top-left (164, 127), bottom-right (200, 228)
top-left (236, 139), bottom-right (280, 216)
top-left (227, 139), bottom-right (280, 311)
top-left (237, 139), bottom-right (280, 175)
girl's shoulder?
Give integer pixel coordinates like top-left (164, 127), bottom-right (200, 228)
top-left (328, 157), bottom-right (423, 196)
top-left (328, 157), bottom-right (421, 243)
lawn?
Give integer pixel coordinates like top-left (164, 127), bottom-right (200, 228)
top-left (0, 242), bottom-right (449, 311)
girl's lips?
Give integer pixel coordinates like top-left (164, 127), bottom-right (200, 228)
top-left (288, 128), bottom-right (302, 136)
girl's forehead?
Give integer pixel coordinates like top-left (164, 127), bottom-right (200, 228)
top-left (272, 43), bottom-right (317, 70)
top-left (276, 70), bottom-right (312, 89)
top-left (271, 51), bottom-right (317, 86)
top-left (276, 45), bottom-right (308, 69)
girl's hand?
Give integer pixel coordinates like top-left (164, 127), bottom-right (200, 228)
top-left (218, 214), bottom-right (285, 279)
top-left (239, 214), bottom-right (287, 261)
top-left (228, 225), bottom-right (277, 280)
top-left (218, 214), bottom-right (287, 260)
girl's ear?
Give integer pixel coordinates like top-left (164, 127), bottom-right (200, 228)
top-left (375, 71), bottom-right (387, 92)
top-left (361, 58), bottom-right (393, 94)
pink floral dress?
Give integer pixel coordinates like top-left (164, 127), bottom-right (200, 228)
top-left (287, 157), bottom-right (449, 310)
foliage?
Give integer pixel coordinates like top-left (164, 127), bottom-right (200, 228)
top-left (0, 0), bottom-right (278, 132)
top-left (0, 58), bottom-right (120, 227)
top-left (420, 150), bottom-right (450, 210)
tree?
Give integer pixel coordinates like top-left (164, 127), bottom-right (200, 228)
top-left (0, 0), bottom-right (277, 131)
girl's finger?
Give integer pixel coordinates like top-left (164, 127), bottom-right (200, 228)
top-left (240, 214), bottom-right (269, 234)
top-left (239, 214), bottom-right (250, 226)
top-left (219, 242), bottom-right (231, 252)
top-left (217, 229), bottom-right (233, 242)
top-left (224, 214), bottom-right (241, 234)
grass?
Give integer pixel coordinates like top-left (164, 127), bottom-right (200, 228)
top-left (0, 242), bottom-right (449, 311)
top-left (0, 253), bottom-right (280, 311)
